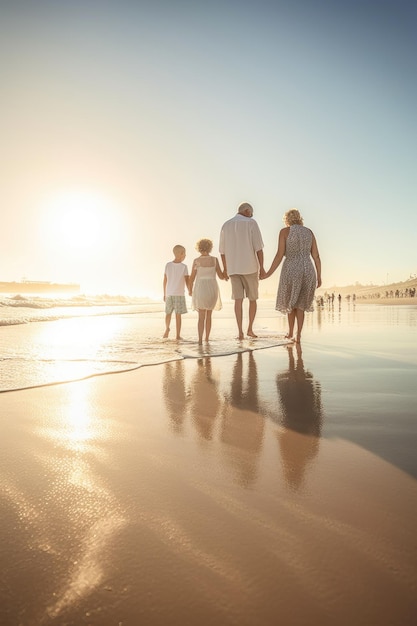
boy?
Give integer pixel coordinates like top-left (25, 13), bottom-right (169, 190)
top-left (163, 244), bottom-right (190, 340)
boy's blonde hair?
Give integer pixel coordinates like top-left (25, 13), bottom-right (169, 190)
top-left (173, 244), bottom-right (185, 256)
top-left (284, 208), bottom-right (303, 226)
top-left (195, 238), bottom-right (213, 253)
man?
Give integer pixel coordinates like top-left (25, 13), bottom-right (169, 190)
top-left (219, 202), bottom-right (265, 339)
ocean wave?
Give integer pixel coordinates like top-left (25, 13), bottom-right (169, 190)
top-left (0, 296), bottom-right (164, 326)
top-left (0, 338), bottom-right (288, 393)
top-left (0, 358), bottom-right (144, 393)
top-left (0, 293), bottom-right (158, 309)
top-left (177, 337), bottom-right (288, 358)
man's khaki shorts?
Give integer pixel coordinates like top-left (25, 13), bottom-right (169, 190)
top-left (230, 273), bottom-right (259, 300)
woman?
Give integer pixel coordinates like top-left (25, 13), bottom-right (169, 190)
top-left (263, 209), bottom-right (321, 343)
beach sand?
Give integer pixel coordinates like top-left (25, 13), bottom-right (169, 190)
top-left (1, 315), bottom-right (417, 625)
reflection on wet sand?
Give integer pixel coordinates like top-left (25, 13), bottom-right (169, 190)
top-left (220, 352), bottom-right (265, 488)
top-left (163, 353), bottom-right (266, 489)
top-left (189, 359), bottom-right (221, 441)
top-left (163, 348), bottom-right (323, 491)
top-left (163, 360), bottom-right (188, 434)
top-left (276, 344), bottom-right (323, 490)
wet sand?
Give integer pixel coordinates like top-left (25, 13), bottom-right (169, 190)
top-left (1, 307), bottom-right (417, 626)
top-left (356, 297), bottom-right (416, 305)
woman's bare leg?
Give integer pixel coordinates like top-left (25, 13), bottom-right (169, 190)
top-left (286, 310), bottom-right (296, 339)
top-left (295, 308), bottom-right (305, 343)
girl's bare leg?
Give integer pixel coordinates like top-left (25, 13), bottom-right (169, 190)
top-left (197, 309), bottom-right (206, 344)
top-left (205, 310), bottom-right (212, 341)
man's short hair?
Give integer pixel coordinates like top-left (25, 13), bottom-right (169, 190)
top-left (238, 202), bottom-right (253, 216)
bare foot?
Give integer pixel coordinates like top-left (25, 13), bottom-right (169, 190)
top-left (236, 333), bottom-right (244, 340)
top-left (284, 333), bottom-right (294, 341)
top-left (176, 336), bottom-right (184, 341)
top-left (247, 331), bottom-right (258, 338)
top-left (163, 330), bottom-right (169, 338)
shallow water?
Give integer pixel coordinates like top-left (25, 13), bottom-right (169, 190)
top-left (1, 298), bottom-right (416, 393)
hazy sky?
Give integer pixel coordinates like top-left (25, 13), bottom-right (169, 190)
top-left (1, 0), bottom-right (416, 296)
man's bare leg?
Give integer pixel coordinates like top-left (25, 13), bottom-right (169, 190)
top-left (234, 299), bottom-right (244, 340)
top-left (247, 299), bottom-right (258, 337)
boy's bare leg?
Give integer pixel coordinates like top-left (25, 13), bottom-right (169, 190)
top-left (163, 313), bottom-right (171, 338)
top-left (175, 313), bottom-right (183, 340)
top-left (247, 299), bottom-right (258, 337)
top-left (234, 299), bottom-right (244, 340)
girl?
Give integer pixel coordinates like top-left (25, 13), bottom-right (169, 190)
top-left (188, 238), bottom-right (225, 344)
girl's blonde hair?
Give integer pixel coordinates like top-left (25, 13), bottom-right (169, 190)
top-left (284, 208), bottom-right (303, 226)
top-left (196, 238), bottom-right (213, 253)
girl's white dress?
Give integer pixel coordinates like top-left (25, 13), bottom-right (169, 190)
top-left (191, 257), bottom-right (222, 311)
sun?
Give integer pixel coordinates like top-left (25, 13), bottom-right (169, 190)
top-left (37, 188), bottom-right (128, 290)
top-left (40, 189), bottom-right (120, 253)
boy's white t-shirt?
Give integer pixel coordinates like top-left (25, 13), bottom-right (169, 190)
top-left (165, 261), bottom-right (189, 296)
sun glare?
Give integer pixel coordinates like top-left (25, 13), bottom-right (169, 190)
top-left (40, 189), bottom-right (122, 254)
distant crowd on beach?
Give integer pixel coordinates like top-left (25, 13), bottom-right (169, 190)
top-left (315, 292), bottom-right (356, 307)
top-left (358, 287), bottom-right (416, 300)
top-left (316, 287), bottom-right (416, 307)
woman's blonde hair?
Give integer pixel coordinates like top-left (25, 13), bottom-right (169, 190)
top-left (196, 238), bottom-right (213, 253)
top-left (284, 208), bottom-right (303, 226)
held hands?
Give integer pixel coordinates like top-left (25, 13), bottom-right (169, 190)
top-left (259, 268), bottom-right (268, 280)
